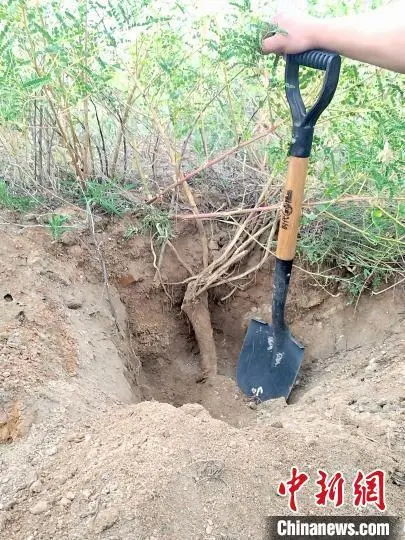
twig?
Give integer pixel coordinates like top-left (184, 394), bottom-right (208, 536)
top-left (150, 235), bottom-right (172, 302)
top-left (87, 205), bottom-right (122, 335)
top-left (167, 240), bottom-right (193, 275)
top-left (371, 276), bottom-right (405, 296)
top-left (173, 203), bottom-right (279, 220)
top-left (220, 286), bottom-right (238, 302)
top-left (198, 218), bottom-right (278, 295)
top-left (146, 125), bottom-right (281, 205)
top-left (171, 195), bottom-right (403, 221)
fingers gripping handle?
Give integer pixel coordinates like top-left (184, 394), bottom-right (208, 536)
top-left (285, 50), bottom-right (341, 158)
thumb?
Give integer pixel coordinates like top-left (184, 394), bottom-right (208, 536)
top-left (262, 34), bottom-right (286, 55)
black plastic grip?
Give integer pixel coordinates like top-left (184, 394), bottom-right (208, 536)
top-left (285, 49), bottom-right (341, 157)
top-left (289, 49), bottom-right (335, 71)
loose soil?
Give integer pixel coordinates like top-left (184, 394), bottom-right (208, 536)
top-left (0, 210), bottom-right (404, 540)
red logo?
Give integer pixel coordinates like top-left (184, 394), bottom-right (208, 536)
top-left (278, 469), bottom-right (386, 512)
top-left (315, 470), bottom-right (345, 508)
top-left (278, 467), bottom-right (309, 512)
top-left (353, 470), bottom-right (386, 512)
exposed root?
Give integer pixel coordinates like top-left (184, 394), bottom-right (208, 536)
top-left (182, 281), bottom-right (217, 380)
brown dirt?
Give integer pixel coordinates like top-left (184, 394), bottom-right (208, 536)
top-left (0, 213), bottom-right (404, 539)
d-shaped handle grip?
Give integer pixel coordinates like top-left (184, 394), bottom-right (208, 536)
top-left (285, 50), bottom-right (341, 157)
top-left (289, 49), bottom-right (338, 71)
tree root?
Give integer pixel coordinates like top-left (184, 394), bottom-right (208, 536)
top-left (182, 281), bottom-right (217, 380)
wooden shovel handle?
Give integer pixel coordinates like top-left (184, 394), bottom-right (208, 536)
top-left (276, 156), bottom-right (309, 261)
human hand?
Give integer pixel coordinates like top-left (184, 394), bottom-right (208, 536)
top-left (262, 11), bottom-right (319, 55)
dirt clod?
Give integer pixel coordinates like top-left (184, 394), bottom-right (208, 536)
top-left (92, 507), bottom-right (120, 533)
top-left (29, 500), bottom-right (49, 515)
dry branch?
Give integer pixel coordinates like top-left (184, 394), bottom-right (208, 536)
top-left (146, 125), bottom-right (281, 205)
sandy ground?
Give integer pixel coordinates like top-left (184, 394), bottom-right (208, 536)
top-left (0, 212), bottom-right (404, 539)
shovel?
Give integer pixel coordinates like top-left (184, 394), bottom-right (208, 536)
top-left (237, 50), bottom-right (341, 402)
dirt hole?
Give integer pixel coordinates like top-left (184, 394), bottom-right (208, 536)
top-left (116, 251), bottom-right (403, 427)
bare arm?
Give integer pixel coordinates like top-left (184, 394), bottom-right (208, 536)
top-left (262, 1), bottom-right (405, 74)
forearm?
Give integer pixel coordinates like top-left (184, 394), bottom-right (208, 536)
top-left (262, 1), bottom-right (405, 73)
top-left (313, 3), bottom-right (405, 73)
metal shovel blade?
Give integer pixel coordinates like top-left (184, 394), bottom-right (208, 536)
top-left (236, 319), bottom-right (304, 401)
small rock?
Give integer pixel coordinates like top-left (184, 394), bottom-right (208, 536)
top-left (60, 232), bottom-right (77, 247)
top-left (29, 480), bottom-right (43, 494)
top-left (29, 500), bottom-right (49, 515)
top-left (67, 433), bottom-right (85, 443)
top-left (47, 446), bottom-right (58, 456)
top-left (92, 507), bottom-right (119, 533)
top-left (65, 491), bottom-right (75, 501)
top-left (248, 401), bottom-right (257, 410)
top-left (2, 371), bottom-right (10, 379)
top-left (82, 489), bottom-right (92, 500)
top-left (271, 421), bottom-right (284, 429)
top-left (7, 333), bottom-right (21, 349)
top-left (5, 499), bottom-right (17, 510)
top-left (59, 497), bottom-right (71, 508)
top-left (53, 473), bottom-right (69, 485)
top-left (66, 300), bottom-right (83, 310)
top-left (26, 471), bottom-right (39, 487)
top-left (365, 364), bottom-right (377, 373)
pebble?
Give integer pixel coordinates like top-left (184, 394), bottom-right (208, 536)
top-left (2, 371), bottom-right (10, 378)
top-left (47, 446), bottom-right (58, 456)
top-left (60, 232), bottom-right (77, 247)
top-left (65, 491), bottom-right (75, 501)
top-left (29, 500), bottom-right (49, 515)
top-left (29, 480), bottom-right (43, 494)
top-left (5, 499), bottom-right (17, 510)
top-left (26, 471), bottom-right (39, 487)
top-left (82, 489), bottom-right (92, 500)
top-left (59, 497), bottom-right (71, 508)
top-left (67, 433), bottom-right (85, 443)
top-left (92, 507), bottom-right (119, 533)
top-left (66, 300), bottom-right (83, 310)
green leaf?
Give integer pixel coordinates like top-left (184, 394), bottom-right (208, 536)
top-left (22, 75), bottom-right (51, 90)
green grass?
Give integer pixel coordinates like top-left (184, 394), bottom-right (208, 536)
top-left (83, 181), bottom-right (134, 217)
top-left (0, 180), bottom-right (36, 212)
top-left (47, 214), bottom-right (70, 241)
top-left (123, 208), bottom-right (174, 245)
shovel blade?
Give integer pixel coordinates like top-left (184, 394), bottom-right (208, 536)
top-left (237, 319), bottom-right (304, 401)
